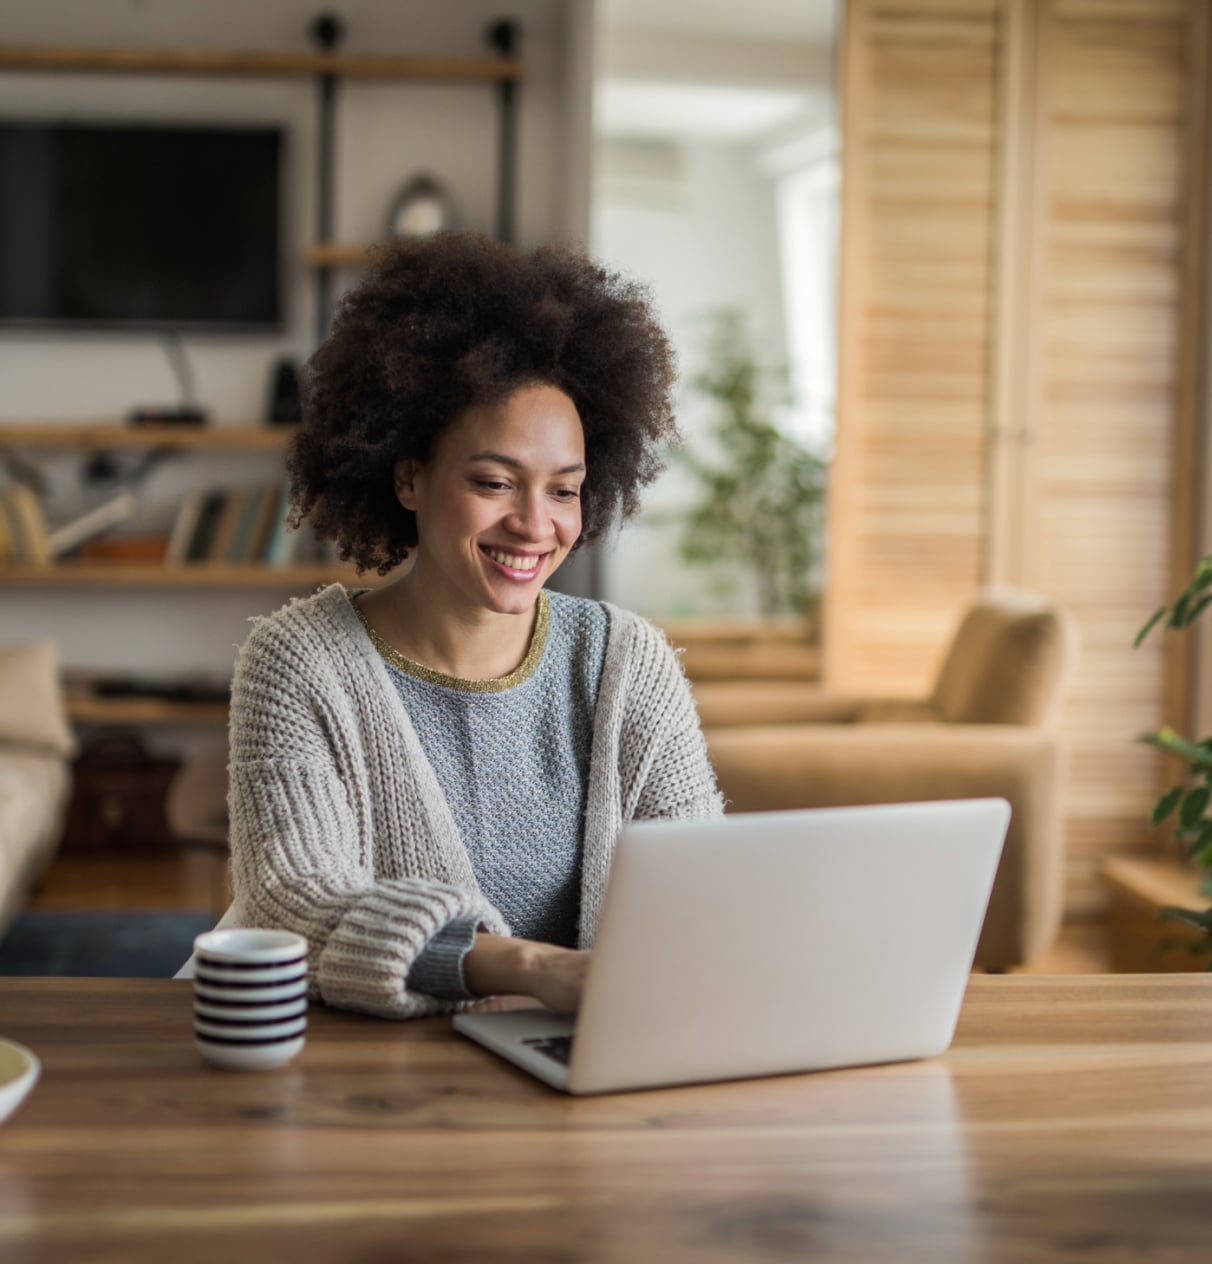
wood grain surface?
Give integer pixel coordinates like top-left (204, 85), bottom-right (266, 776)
top-left (1, 975), bottom-right (1211, 1262)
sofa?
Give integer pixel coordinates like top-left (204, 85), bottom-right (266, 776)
top-left (697, 590), bottom-right (1078, 971)
top-left (0, 641), bottom-right (74, 937)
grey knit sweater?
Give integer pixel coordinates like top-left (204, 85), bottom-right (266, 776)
top-left (227, 583), bottom-right (723, 1019)
top-left (385, 591), bottom-right (608, 999)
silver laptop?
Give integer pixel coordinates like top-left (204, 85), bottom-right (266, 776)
top-left (454, 798), bottom-right (1010, 1095)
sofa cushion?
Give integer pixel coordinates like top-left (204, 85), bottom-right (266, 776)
top-left (931, 596), bottom-right (1073, 727)
top-left (0, 642), bottom-right (75, 757)
top-left (0, 748), bottom-right (70, 935)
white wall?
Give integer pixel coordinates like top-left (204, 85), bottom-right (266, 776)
top-left (592, 136), bottom-right (790, 617)
top-left (588, 2), bottom-right (836, 619)
top-left (0, 0), bottom-right (593, 741)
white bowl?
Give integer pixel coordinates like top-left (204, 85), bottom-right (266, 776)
top-left (0, 1038), bottom-right (40, 1125)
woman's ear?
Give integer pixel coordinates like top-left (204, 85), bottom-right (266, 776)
top-left (393, 460), bottom-right (419, 511)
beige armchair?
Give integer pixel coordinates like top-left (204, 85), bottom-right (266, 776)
top-left (697, 591), bottom-right (1077, 971)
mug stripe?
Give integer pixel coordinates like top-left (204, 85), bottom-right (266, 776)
top-left (195, 953), bottom-right (307, 971)
top-left (193, 990), bottom-right (307, 1010)
top-left (194, 1028), bottom-right (306, 1048)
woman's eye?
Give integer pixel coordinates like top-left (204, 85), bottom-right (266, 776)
top-left (552, 488), bottom-right (581, 501)
top-left (476, 479), bottom-right (510, 492)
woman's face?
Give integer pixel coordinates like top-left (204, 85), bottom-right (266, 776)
top-left (395, 383), bottom-right (586, 617)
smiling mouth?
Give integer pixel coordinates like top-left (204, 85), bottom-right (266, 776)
top-left (480, 545), bottom-right (548, 575)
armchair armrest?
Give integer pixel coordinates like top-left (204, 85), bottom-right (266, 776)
top-left (694, 682), bottom-right (867, 727)
top-left (704, 723), bottom-right (1065, 971)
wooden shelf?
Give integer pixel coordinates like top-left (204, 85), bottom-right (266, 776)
top-left (67, 695), bottom-right (228, 728)
top-left (0, 563), bottom-right (360, 588)
top-left (0, 45), bottom-right (524, 83)
top-left (0, 423), bottom-right (293, 450)
top-left (1103, 854), bottom-right (1212, 972)
top-left (306, 243), bottom-right (374, 269)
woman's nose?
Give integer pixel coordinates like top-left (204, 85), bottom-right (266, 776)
top-left (504, 491), bottom-right (550, 538)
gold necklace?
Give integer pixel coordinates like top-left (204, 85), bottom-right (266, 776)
top-left (352, 589), bottom-right (550, 694)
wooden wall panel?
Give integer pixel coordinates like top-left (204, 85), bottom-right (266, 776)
top-left (833, 0), bottom-right (1208, 920)
top-left (1025, 0), bottom-right (1206, 914)
top-left (828, 0), bottom-right (1003, 694)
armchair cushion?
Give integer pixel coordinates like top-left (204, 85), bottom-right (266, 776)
top-left (931, 594), bottom-right (1074, 727)
top-left (0, 641), bottom-right (75, 758)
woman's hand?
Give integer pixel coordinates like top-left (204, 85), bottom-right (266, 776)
top-left (463, 934), bottom-right (591, 1013)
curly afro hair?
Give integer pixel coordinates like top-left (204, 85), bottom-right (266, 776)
top-left (287, 232), bottom-right (679, 574)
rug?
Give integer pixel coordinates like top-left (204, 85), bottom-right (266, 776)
top-left (0, 909), bottom-right (215, 978)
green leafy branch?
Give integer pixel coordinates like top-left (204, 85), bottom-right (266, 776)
top-left (1137, 556), bottom-right (1212, 966)
top-left (671, 310), bottom-right (828, 616)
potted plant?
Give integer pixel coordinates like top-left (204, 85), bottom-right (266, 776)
top-left (1137, 555), bottom-right (1212, 962)
top-left (672, 310), bottom-right (828, 618)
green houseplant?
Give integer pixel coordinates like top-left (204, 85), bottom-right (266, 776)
top-left (672, 310), bottom-right (828, 617)
top-left (1137, 555), bottom-right (1212, 962)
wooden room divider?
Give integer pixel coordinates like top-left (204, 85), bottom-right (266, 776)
top-left (830, 0), bottom-right (1210, 915)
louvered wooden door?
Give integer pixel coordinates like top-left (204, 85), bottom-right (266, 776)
top-left (831, 0), bottom-right (1207, 914)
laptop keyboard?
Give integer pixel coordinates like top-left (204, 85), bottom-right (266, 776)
top-left (522, 1035), bottom-right (574, 1065)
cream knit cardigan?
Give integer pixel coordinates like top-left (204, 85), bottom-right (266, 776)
top-left (228, 583), bottom-right (723, 1019)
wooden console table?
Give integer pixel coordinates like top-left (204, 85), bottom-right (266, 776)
top-left (2, 975), bottom-right (1212, 1261)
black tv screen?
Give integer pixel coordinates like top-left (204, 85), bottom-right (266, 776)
top-left (0, 121), bottom-right (282, 330)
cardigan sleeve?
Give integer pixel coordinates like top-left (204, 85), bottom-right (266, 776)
top-left (227, 613), bottom-right (508, 1020)
top-left (622, 618), bottom-right (725, 822)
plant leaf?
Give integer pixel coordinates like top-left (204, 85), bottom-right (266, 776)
top-left (1152, 785), bottom-right (1185, 826)
top-left (1160, 905), bottom-right (1212, 931)
top-left (1170, 591), bottom-right (1192, 628)
top-left (1134, 605), bottom-right (1169, 647)
top-left (1188, 592), bottom-right (1212, 623)
top-left (1141, 728), bottom-right (1212, 770)
top-left (1180, 787), bottom-right (1211, 830)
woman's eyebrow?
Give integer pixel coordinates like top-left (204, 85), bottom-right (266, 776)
top-left (466, 449), bottom-right (586, 475)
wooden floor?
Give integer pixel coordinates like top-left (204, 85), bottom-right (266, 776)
top-left (29, 848), bottom-right (1115, 973)
top-left (29, 848), bottom-right (223, 915)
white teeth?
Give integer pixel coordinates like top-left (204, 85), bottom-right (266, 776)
top-left (486, 548), bottom-right (540, 571)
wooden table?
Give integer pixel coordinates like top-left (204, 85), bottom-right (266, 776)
top-left (1, 975), bottom-right (1211, 1262)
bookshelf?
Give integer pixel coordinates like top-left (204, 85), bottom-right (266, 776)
top-left (0, 563), bottom-right (358, 589)
top-left (65, 694), bottom-right (229, 729)
top-left (0, 423), bottom-right (291, 451)
top-left (1, 420), bottom-right (371, 729)
top-left (0, 44), bottom-right (524, 82)
top-left (0, 422), bottom-right (360, 587)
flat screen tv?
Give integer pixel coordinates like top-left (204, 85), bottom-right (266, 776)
top-left (0, 121), bottom-right (282, 330)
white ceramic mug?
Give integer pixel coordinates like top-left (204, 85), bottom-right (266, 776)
top-left (192, 929), bottom-right (308, 1071)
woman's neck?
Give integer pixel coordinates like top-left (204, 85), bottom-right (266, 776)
top-left (356, 567), bottom-right (539, 681)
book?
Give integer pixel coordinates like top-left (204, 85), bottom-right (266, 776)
top-left (224, 487), bottom-right (261, 561)
top-left (2, 484), bottom-right (51, 563)
top-left (184, 492), bottom-right (227, 562)
top-left (78, 535), bottom-right (169, 562)
top-left (243, 483), bottom-right (283, 562)
top-left (45, 490), bottom-right (136, 558)
top-left (207, 489), bottom-right (248, 561)
top-left (0, 495), bottom-right (12, 563)
top-left (165, 492), bottom-right (206, 564)
top-left (260, 480), bottom-right (297, 565)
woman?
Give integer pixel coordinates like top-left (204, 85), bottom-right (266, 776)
top-left (229, 232), bottom-right (723, 1019)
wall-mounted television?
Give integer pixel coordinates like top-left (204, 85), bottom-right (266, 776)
top-left (0, 121), bottom-right (282, 331)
